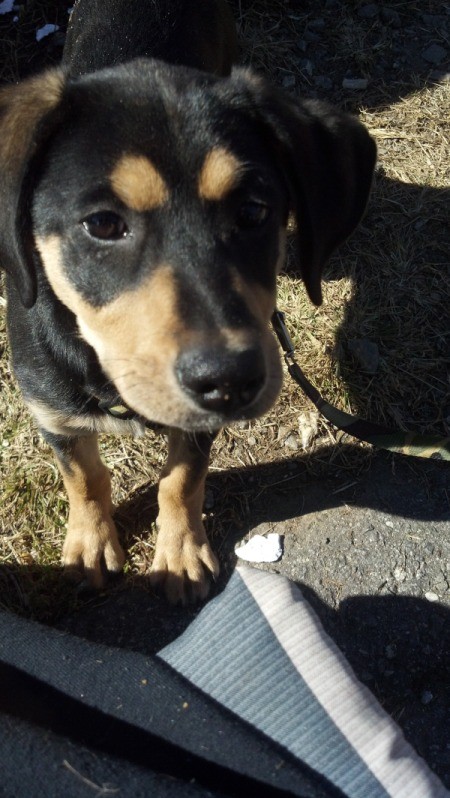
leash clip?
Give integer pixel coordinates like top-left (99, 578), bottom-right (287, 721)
top-left (271, 310), bottom-right (296, 364)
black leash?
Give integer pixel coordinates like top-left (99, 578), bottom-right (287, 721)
top-left (271, 310), bottom-right (450, 461)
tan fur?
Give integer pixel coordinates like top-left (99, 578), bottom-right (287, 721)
top-left (150, 429), bottom-right (219, 604)
top-left (36, 234), bottom-right (193, 426)
top-left (56, 434), bottom-right (125, 587)
top-left (198, 146), bottom-right (243, 201)
top-left (110, 154), bottom-right (169, 211)
top-left (231, 274), bottom-right (275, 327)
top-left (36, 234), bottom-right (282, 429)
top-left (0, 69), bottom-right (64, 169)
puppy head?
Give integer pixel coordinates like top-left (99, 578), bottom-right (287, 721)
top-left (0, 61), bottom-right (376, 430)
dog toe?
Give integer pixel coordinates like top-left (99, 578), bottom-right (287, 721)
top-left (62, 517), bottom-right (125, 589)
top-left (149, 536), bottom-right (219, 604)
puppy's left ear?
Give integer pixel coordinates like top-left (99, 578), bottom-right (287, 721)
top-left (231, 71), bottom-right (377, 305)
top-left (0, 69), bottom-right (66, 308)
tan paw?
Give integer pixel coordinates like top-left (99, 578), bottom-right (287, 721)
top-left (62, 513), bottom-right (125, 589)
top-left (149, 529), bottom-right (219, 605)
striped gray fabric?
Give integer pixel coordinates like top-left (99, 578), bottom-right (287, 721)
top-left (159, 565), bottom-right (448, 798)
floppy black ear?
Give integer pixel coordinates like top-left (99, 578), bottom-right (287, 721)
top-left (0, 69), bottom-right (65, 307)
top-left (230, 70), bottom-right (377, 305)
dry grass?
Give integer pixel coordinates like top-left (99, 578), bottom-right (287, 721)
top-left (0, 1), bottom-right (449, 618)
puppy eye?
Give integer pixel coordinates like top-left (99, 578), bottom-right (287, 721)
top-left (236, 201), bottom-right (270, 230)
top-left (82, 211), bottom-right (128, 240)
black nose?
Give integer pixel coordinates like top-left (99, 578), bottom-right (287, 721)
top-left (176, 345), bottom-right (266, 414)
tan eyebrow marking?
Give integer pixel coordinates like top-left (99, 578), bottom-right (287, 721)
top-left (110, 154), bottom-right (169, 211)
top-left (198, 146), bottom-right (243, 201)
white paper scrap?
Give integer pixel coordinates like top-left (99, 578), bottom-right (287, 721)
top-left (235, 533), bottom-right (283, 563)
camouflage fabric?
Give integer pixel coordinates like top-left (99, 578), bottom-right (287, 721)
top-left (272, 311), bottom-right (450, 462)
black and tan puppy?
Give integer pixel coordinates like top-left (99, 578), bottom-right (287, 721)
top-left (0, 0), bottom-right (376, 603)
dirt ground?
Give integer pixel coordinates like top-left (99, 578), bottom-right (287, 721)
top-left (0, 0), bottom-right (449, 789)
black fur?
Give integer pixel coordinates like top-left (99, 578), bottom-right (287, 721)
top-left (0, 0), bottom-right (376, 595)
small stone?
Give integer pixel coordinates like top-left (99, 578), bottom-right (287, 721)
top-left (358, 4), bottom-right (379, 19)
top-left (421, 690), bottom-right (433, 705)
top-left (35, 23), bottom-right (59, 42)
top-left (424, 591), bottom-right (439, 602)
top-left (342, 78), bottom-right (369, 91)
top-left (385, 520), bottom-right (394, 528)
top-left (393, 566), bottom-right (407, 583)
top-left (0, 0), bottom-right (14, 14)
top-left (422, 44), bottom-right (447, 66)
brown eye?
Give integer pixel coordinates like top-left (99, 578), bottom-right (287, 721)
top-left (82, 211), bottom-right (128, 240)
top-left (236, 201), bottom-right (270, 230)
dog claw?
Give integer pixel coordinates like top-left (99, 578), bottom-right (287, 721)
top-left (149, 537), bottom-right (219, 604)
top-left (62, 517), bottom-right (125, 589)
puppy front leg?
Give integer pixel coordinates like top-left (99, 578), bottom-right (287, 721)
top-left (44, 431), bottom-right (125, 587)
top-left (150, 428), bottom-right (219, 604)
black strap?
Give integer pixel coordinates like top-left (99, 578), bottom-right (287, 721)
top-left (272, 310), bottom-right (450, 461)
